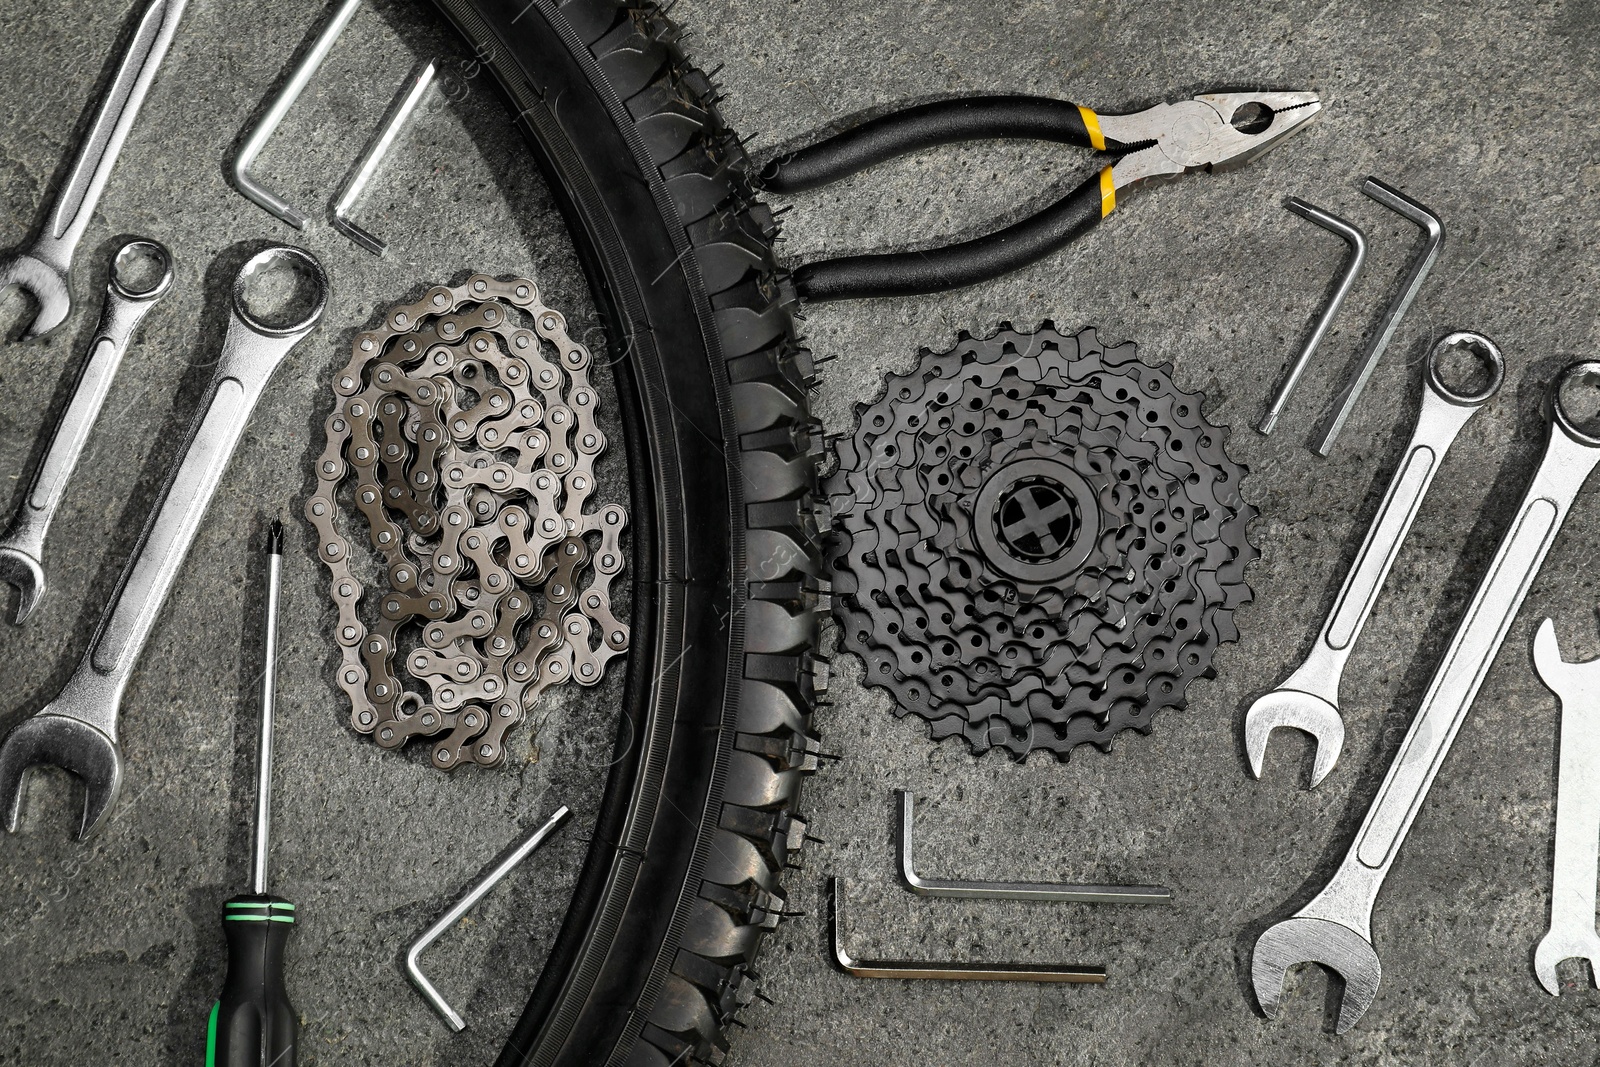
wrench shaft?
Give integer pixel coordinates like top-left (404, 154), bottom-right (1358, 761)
top-left (1356, 494), bottom-right (1567, 868)
top-left (39, 0), bottom-right (187, 267)
top-left (1551, 695), bottom-right (1600, 920)
top-left (1352, 423), bottom-right (1600, 878)
top-left (1322, 389), bottom-right (1478, 661)
top-left (12, 293), bottom-right (159, 536)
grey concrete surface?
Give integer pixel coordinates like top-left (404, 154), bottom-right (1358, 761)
top-left (3, 0), bottom-right (1600, 1064)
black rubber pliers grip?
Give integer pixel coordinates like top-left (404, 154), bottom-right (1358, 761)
top-left (760, 96), bottom-right (1131, 192)
top-left (762, 90), bottom-right (1322, 301)
top-left (763, 96), bottom-right (1127, 301)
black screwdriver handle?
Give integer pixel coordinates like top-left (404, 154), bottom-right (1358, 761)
top-left (206, 894), bottom-right (298, 1067)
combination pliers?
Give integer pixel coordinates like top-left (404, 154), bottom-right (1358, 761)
top-left (762, 90), bottom-right (1322, 300)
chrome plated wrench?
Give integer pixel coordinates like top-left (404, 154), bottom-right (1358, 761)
top-left (0, 239), bottom-right (173, 623)
top-left (1530, 618), bottom-right (1600, 994)
top-left (0, 0), bottom-right (187, 340)
top-left (0, 247), bottom-right (326, 839)
top-left (1245, 332), bottom-right (1504, 787)
top-left (1252, 360), bottom-right (1600, 1032)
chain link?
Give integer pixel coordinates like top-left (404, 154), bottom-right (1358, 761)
top-left (306, 275), bottom-right (629, 770)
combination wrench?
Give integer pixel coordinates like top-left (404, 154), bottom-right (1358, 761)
top-left (1530, 618), bottom-right (1600, 994)
top-left (0, 239), bottom-right (173, 624)
top-left (1245, 332), bottom-right (1503, 787)
top-left (0, 247), bottom-right (326, 839)
top-left (1251, 359), bottom-right (1600, 1032)
top-left (0, 0), bottom-right (187, 340)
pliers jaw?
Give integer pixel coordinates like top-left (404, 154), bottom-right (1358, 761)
top-left (1101, 90), bottom-right (1321, 192)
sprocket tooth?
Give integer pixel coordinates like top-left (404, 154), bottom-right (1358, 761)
top-left (827, 324), bottom-right (1256, 760)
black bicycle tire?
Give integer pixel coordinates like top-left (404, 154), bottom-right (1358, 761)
top-left (419, 2), bottom-right (824, 1065)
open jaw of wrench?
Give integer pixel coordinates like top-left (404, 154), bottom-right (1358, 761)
top-left (0, 0), bottom-right (186, 340)
top-left (0, 239), bottom-right (174, 624)
top-left (0, 247), bottom-right (326, 839)
top-left (1251, 360), bottom-right (1600, 1032)
top-left (1245, 332), bottom-right (1504, 788)
top-left (1530, 619), bottom-right (1600, 994)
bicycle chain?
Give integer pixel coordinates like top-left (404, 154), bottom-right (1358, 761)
top-left (306, 275), bottom-right (629, 770)
top-left (826, 324), bottom-right (1256, 759)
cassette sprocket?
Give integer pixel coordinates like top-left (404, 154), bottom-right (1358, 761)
top-left (826, 323), bottom-right (1256, 759)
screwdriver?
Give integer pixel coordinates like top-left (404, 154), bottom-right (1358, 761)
top-left (206, 520), bottom-right (299, 1067)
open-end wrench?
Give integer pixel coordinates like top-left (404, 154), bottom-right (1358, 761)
top-left (1530, 617), bottom-right (1600, 994)
top-left (0, 0), bottom-right (187, 340)
top-left (0, 239), bottom-right (174, 624)
top-left (1245, 332), bottom-right (1504, 787)
top-left (1252, 360), bottom-right (1600, 1032)
top-left (0, 247), bottom-right (326, 839)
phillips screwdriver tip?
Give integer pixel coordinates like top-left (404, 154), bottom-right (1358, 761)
top-left (267, 520), bottom-right (283, 555)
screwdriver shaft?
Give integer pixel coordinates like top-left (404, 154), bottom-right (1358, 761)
top-left (251, 521), bottom-right (282, 895)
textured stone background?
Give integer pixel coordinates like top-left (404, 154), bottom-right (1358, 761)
top-left (4, 1), bottom-right (1600, 1064)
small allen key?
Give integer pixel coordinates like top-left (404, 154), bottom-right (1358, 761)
top-left (896, 790), bottom-right (1171, 904)
top-left (828, 877), bottom-right (1106, 983)
top-left (232, 0), bottom-right (362, 227)
top-left (1259, 197), bottom-right (1367, 437)
top-left (332, 58), bottom-right (437, 255)
top-left (405, 806), bottom-right (570, 1030)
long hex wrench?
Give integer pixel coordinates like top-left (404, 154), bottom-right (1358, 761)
top-left (406, 806), bottom-right (570, 1031)
top-left (0, 247), bottom-right (326, 839)
top-left (1245, 332), bottom-right (1504, 787)
top-left (332, 58), bottom-right (436, 255)
top-left (1317, 177), bottom-right (1445, 455)
top-left (0, 0), bottom-right (187, 340)
top-left (1252, 361), bottom-right (1600, 1033)
top-left (896, 791), bottom-right (1170, 904)
top-left (207, 522), bottom-right (300, 1067)
top-left (1530, 619), bottom-right (1600, 995)
top-left (1258, 199), bottom-right (1366, 436)
top-left (829, 877), bottom-right (1105, 982)
top-left (232, 0), bottom-right (362, 227)
top-left (0, 239), bottom-right (173, 623)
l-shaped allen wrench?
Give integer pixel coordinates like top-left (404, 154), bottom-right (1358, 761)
top-left (828, 878), bottom-right (1106, 983)
top-left (896, 790), bottom-right (1171, 904)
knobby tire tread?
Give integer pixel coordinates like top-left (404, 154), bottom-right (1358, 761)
top-left (419, 1), bottom-right (824, 1065)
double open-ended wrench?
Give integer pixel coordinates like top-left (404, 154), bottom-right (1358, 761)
top-left (1530, 618), bottom-right (1600, 994)
top-left (0, 239), bottom-right (174, 624)
top-left (0, 0), bottom-right (187, 340)
top-left (1251, 360), bottom-right (1600, 1032)
top-left (1245, 332), bottom-right (1504, 787)
top-left (0, 247), bottom-right (326, 839)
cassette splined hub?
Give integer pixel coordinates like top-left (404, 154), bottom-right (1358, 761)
top-left (826, 324), bottom-right (1256, 759)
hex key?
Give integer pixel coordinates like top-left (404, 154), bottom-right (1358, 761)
top-left (405, 806), bottom-right (570, 1030)
top-left (1317, 176), bottom-right (1445, 455)
top-left (231, 0), bottom-right (362, 227)
top-left (896, 790), bottom-right (1170, 904)
top-left (828, 877), bottom-right (1106, 982)
top-left (1259, 198), bottom-right (1367, 436)
top-left (332, 58), bottom-right (436, 255)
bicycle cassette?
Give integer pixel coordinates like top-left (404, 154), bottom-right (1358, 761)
top-left (825, 324), bottom-right (1256, 759)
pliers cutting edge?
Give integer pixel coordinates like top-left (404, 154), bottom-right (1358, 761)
top-left (763, 90), bottom-right (1322, 300)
